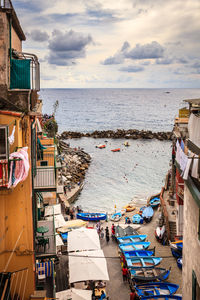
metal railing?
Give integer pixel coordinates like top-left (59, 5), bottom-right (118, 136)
top-left (37, 151), bottom-right (55, 167)
top-left (33, 167), bottom-right (56, 190)
top-left (0, 0), bottom-right (12, 9)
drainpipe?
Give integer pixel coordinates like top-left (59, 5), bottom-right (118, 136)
top-left (9, 15), bottom-right (12, 88)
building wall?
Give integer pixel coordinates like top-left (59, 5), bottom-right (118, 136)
top-left (0, 12), bottom-right (9, 86)
top-left (11, 26), bottom-right (22, 52)
top-left (182, 184), bottom-right (200, 299)
top-left (0, 114), bottom-right (35, 298)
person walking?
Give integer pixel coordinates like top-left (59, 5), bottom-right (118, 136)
top-left (105, 226), bottom-right (110, 243)
top-left (122, 266), bottom-right (128, 282)
top-left (100, 227), bottom-right (104, 239)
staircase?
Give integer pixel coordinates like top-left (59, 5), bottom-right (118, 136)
top-left (169, 221), bottom-right (177, 241)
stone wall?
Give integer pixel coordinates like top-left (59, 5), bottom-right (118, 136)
top-left (0, 12), bottom-right (9, 86)
top-left (182, 184), bottom-right (200, 299)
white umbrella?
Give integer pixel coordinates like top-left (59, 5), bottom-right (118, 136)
top-left (68, 227), bottom-right (101, 252)
top-left (56, 288), bottom-right (92, 300)
top-left (69, 249), bottom-right (109, 283)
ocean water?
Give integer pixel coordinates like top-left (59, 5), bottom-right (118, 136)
top-left (40, 88), bottom-right (200, 212)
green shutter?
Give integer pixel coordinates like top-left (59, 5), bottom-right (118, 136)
top-left (10, 59), bottom-right (31, 89)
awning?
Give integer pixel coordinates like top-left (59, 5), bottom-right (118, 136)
top-left (68, 228), bottom-right (101, 252)
top-left (56, 234), bottom-right (64, 247)
top-left (57, 220), bottom-right (88, 233)
top-left (69, 250), bottom-right (109, 283)
top-left (56, 288), bottom-right (92, 300)
top-left (45, 214), bottom-right (66, 228)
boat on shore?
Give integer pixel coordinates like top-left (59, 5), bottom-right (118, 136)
top-left (177, 258), bottom-right (182, 270)
top-left (139, 296), bottom-right (182, 300)
top-left (117, 235), bottom-right (147, 244)
top-left (129, 267), bottom-right (171, 282)
top-left (124, 249), bottom-right (154, 258)
top-left (111, 148), bottom-right (120, 152)
top-left (126, 256), bottom-right (162, 268)
top-left (76, 212), bottom-right (107, 221)
top-left (150, 196), bottom-right (160, 208)
top-left (119, 241), bottom-right (151, 251)
top-left (135, 282), bottom-right (179, 297)
top-left (132, 214), bottom-right (143, 224)
top-left (123, 204), bottom-right (135, 212)
top-left (170, 241), bottom-right (183, 258)
top-left (110, 211), bottom-right (122, 222)
top-left (142, 206), bottom-right (154, 223)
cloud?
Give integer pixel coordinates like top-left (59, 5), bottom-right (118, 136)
top-left (28, 30), bottom-right (49, 42)
top-left (13, 0), bottom-right (56, 13)
top-left (47, 30), bottom-right (93, 66)
top-left (102, 41), bottom-right (164, 65)
top-left (119, 65), bottom-right (144, 72)
top-left (155, 57), bottom-right (174, 65)
top-left (125, 41), bottom-right (164, 60)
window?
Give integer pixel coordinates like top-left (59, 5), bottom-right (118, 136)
top-left (0, 126), bottom-right (8, 159)
top-left (192, 270), bottom-right (200, 300)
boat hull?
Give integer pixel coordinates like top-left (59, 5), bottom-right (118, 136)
top-left (130, 267), bottom-right (171, 282)
top-left (76, 213), bottom-right (107, 221)
top-left (135, 282), bottom-right (179, 296)
top-left (119, 242), bottom-right (151, 251)
top-left (124, 250), bottom-right (154, 258)
top-left (126, 256), bottom-right (162, 268)
top-left (117, 235), bottom-right (147, 244)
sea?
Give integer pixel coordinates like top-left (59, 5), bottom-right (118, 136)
top-left (39, 88), bottom-right (200, 213)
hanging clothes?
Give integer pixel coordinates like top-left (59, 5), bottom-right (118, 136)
top-left (8, 125), bottom-right (16, 145)
top-left (37, 137), bottom-right (47, 160)
top-left (0, 160), bottom-right (8, 187)
top-left (8, 147), bottom-right (30, 188)
top-left (191, 155), bottom-right (199, 179)
top-left (188, 113), bottom-right (200, 148)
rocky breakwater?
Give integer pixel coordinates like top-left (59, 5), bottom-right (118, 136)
top-left (60, 129), bottom-right (173, 141)
top-left (57, 140), bottom-right (91, 203)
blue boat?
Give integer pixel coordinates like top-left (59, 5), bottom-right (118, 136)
top-left (150, 196), bottom-right (161, 208)
top-left (142, 206), bottom-right (154, 222)
top-left (60, 232), bottom-right (68, 243)
top-left (140, 295), bottom-right (182, 299)
top-left (130, 267), bottom-right (171, 282)
top-left (124, 249), bottom-right (154, 259)
top-left (119, 241), bottom-right (151, 251)
top-left (132, 214), bottom-right (143, 224)
top-left (110, 211), bottom-right (122, 222)
top-left (135, 282), bottom-right (179, 297)
top-left (170, 241), bottom-right (183, 258)
top-left (76, 212), bottom-right (107, 221)
top-left (126, 256), bottom-right (162, 268)
top-left (177, 258), bottom-right (182, 270)
top-left (117, 235), bottom-right (147, 244)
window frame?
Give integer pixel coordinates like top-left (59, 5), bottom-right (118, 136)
top-left (0, 126), bottom-right (8, 159)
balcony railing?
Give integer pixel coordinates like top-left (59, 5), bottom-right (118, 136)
top-left (33, 167), bottom-right (56, 190)
top-left (10, 52), bottom-right (40, 91)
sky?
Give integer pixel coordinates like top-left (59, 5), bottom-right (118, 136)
top-left (13, 0), bottom-right (200, 88)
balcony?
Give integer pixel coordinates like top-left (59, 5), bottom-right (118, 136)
top-left (33, 167), bottom-right (56, 191)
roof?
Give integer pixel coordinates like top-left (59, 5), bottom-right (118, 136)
top-left (183, 98), bottom-right (200, 105)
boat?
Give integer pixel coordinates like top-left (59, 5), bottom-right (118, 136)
top-left (129, 267), bottom-right (171, 282)
top-left (119, 242), bottom-right (151, 252)
top-left (135, 282), bottom-right (179, 297)
top-left (96, 144), bottom-right (106, 149)
top-left (76, 212), bottom-right (107, 221)
top-left (177, 258), bottom-right (182, 270)
top-left (124, 249), bottom-right (155, 259)
top-left (110, 211), bottom-right (122, 222)
top-left (132, 214), bottom-right (143, 224)
top-left (124, 141), bottom-right (130, 146)
top-left (117, 235), bottom-right (147, 244)
top-left (139, 296), bottom-right (182, 300)
top-left (126, 256), bottom-right (162, 268)
top-left (139, 206), bottom-right (147, 215)
top-left (170, 241), bottom-right (183, 258)
top-left (150, 196), bottom-right (160, 208)
top-left (115, 225), bottom-right (139, 238)
top-left (111, 148), bottom-right (120, 152)
top-left (155, 225), bottom-right (166, 242)
top-left (123, 204), bottom-right (136, 212)
top-left (142, 206), bottom-right (154, 223)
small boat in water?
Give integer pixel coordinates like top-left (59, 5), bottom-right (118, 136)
top-left (132, 214), bottom-right (143, 224)
top-left (110, 211), bottom-right (122, 222)
top-left (135, 282), bottom-right (179, 297)
top-left (117, 235), bottom-right (147, 244)
top-left (96, 144), bottom-right (106, 149)
top-left (142, 206), bottom-right (154, 223)
top-left (150, 196), bottom-right (160, 208)
top-left (126, 256), bottom-right (162, 269)
top-left (124, 249), bottom-right (154, 259)
top-left (111, 148), bottom-right (120, 152)
top-left (119, 241), bottom-right (151, 251)
top-left (76, 212), bottom-right (107, 221)
top-left (129, 267), bottom-right (171, 282)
